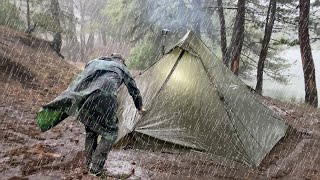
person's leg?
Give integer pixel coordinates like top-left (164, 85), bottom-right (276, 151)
top-left (82, 92), bottom-right (118, 174)
top-left (84, 127), bottom-right (98, 168)
top-left (89, 131), bottom-right (118, 173)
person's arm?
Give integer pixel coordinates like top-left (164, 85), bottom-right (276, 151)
top-left (122, 71), bottom-right (143, 110)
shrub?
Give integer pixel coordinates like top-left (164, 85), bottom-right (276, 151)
top-left (0, 0), bottom-right (23, 29)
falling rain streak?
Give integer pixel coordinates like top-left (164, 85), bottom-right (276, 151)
top-left (0, 0), bottom-right (319, 179)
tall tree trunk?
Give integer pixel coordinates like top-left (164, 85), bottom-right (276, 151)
top-left (299, 0), bottom-right (318, 107)
top-left (225, 3), bottom-right (240, 67)
top-left (79, 0), bottom-right (86, 61)
top-left (230, 0), bottom-right (246, 76)
top-left (80, 29), bottom-right (85, 61)
top-left (66, 0), bottom-right (76, 45)
top-left (217, 0), bottom-right (228, 65)
top-left (26, 0), bottom-right (31, 31)
top-left (85, 33), bottom-right (95, 60)
top-left (25, 0), bottom-right (37, 34)
top-left (225, 31), bottom-right (235, 67)
top-left (255, 0), bottom-right (277, 95)
top-left (101, 27), bottom-right (107, 46)
top-left (50, 0), bottom-right (63, 57)
top-left (66, 0), bottom-right (79, 60)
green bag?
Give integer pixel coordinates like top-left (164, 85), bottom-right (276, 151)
top-left (36, 108), bottom-right (68, 132)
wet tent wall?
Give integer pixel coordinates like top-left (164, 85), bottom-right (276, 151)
top-left (116, 31), bottom-right (288, 167)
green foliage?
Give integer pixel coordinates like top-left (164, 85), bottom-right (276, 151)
top-left (239, 59), bottom-right (256, 80)
top-left (103, 0), bottom-right (131, 25)
top-left (279, 38), bottom-right (290, 45)
top-left (264, 57), bottom-right (292, 84)
top-left (0, 0), bottom-right (23, 29)
top-left (80, 0), bottom-right (109, 33)
top-left (103, 0), bottom-right (161, 69)
top-left (273, 38), bottom-right (299, 46)
top-left (33, 13), bottom-right (63, 33)
top-left (103, 0), bottom-right (138, 40)
top-left (288, 39), bottom-right (299, 46)
top-left (127, 34), bottom-right (157, 70)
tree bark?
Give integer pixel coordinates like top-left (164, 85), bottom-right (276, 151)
top-left (299, 0), bottom-right (318, 107)
top-left (230, 0), bottom-right (246, 76)
top-left (217, 0), bottom-right (228, 65)
top-left (79, 0), bottom-right (86, 61)
top-left (26, 0), bottom-right (31, 32)
top-left (225, 2), bottom-right (240, 67)
top-left (66, 0), bottom-right (79, 60)
top-left (255, 0), bottom-right (277, 95)
top-left (50, 0), bottom-right (63, 57)
top-left (85, 33), bottom-right (95, 60)
top-left (66, 0), bottom-right (76, 44)
top-left (24, 0), bottom-right (37, 34)
top-left (101, 28), bottom-right (107, 46)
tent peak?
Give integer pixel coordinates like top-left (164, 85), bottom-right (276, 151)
top-left (165, 30), bottom-right (199, 56)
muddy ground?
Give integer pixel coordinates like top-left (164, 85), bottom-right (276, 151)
top-left (1, 97), bottom-right (319, 180)
top-left (0, 26), bottom-right (319, 179)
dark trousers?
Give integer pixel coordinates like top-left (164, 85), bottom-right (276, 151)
top-left (78, 91), bottom-right (119, 172)
top-left (85, 127), bottom-right (118, 171)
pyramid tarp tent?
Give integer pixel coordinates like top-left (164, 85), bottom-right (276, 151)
top-left (116, 30), bottom-right (288, 167)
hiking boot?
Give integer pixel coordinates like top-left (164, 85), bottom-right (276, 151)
top-left (89, 168), bottom-right (108, 179)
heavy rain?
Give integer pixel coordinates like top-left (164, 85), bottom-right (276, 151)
top-left (0, 0), bottom-right (319, 179)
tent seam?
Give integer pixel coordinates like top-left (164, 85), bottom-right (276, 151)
top-left (134, 47), bottom-right (181, 78)
top-left (191, 35), bottom-right (276, 158)
top-left (189, 31), bottom-right (283, 123)
top-left (134, 50), bottom-right (185, 130)
top-left (153, 50), bottom-right (185, 97)
top-left (197, 56), bottom-right (255, 166)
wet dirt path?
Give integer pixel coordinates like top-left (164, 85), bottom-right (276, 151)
top-left (0, 101), bottom-right (320, 179)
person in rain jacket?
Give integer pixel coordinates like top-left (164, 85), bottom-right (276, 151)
top-left (36, 53), bottom-right (145, 178)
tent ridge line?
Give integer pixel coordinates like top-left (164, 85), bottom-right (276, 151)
top-left (136, 31), bottom-right (200, 78)
top-left (133, 50), bottom-right (185, 131)
top-left (225, 106), bottom-right (256, 166)
top-left (196, 50), bottom-right (270, 160)
top-left (135, 48), bottom-right (175, 77)
top-left (198, 56), bottom-right (255, 166)
top-left (153, 50), bottom-right (185, 98)
top-left (192, 31), bottom-right (287, 159)
top-left (137, 47), bottom-right (191, 78)
top-left (138, 50), bottom-right (186, 125)
top-left (187, 31), bottom-right (284, 123)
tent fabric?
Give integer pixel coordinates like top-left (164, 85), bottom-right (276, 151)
top-left (116, 30), bottom-right (288, 167)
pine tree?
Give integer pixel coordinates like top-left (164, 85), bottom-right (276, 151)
top-left (230, 0), bottom-right (246, 76)
top-left (217, 0), bottom-right (228, 65)
top-left (255, 0), bottom-right (277, 95)
top-left (50, 0), bottom-right (63, 57)
top-left (298, 0), bottom-right (318, 107)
